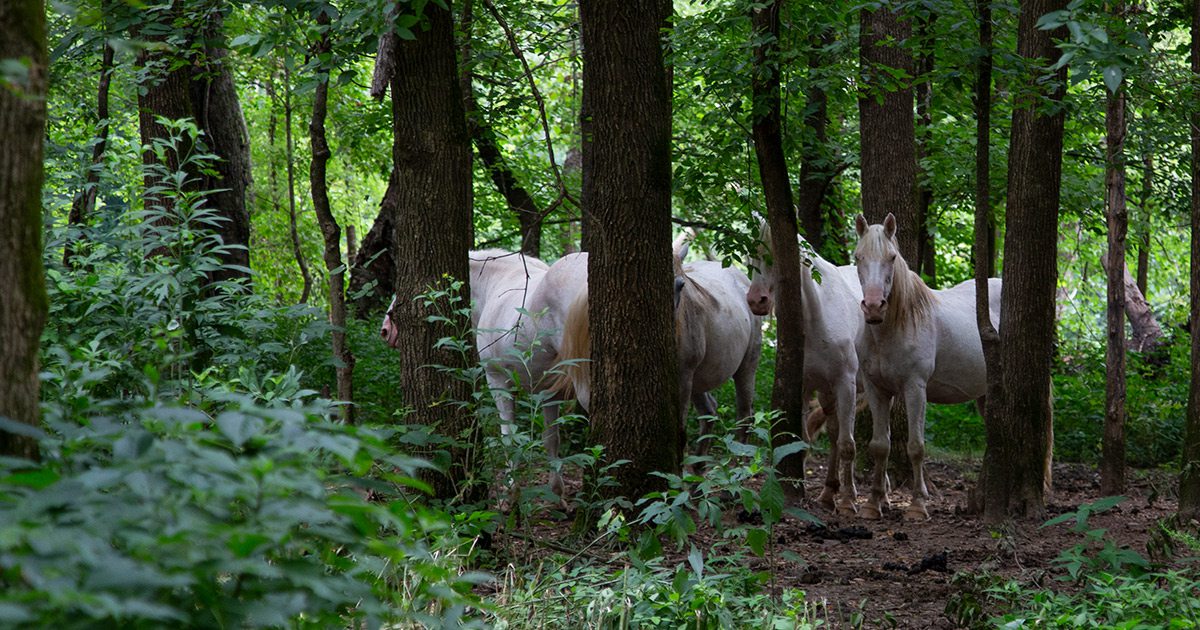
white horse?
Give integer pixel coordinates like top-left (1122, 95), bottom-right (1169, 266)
top-left (380, 249), bottom-right (550, 435)
top-left (745, 219), bottom-right (864, 514)
top-left (554, 244), bottom-right (762, 450)
top-left (853, 214), bottom-right (1003, 520)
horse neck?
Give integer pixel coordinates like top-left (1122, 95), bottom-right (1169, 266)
top-left (883, 260), bottom-right (935, 332)
top-left (795, 248), bottom-right (840, 326)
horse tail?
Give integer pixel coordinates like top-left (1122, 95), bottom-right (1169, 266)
top-left (547, 289), bottom-right (591, 409)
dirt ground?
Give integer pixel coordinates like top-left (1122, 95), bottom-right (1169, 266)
top-left (496, 454), bottom-right (1180, 629)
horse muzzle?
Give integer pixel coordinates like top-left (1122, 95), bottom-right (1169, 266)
top-left (860, 298), bottom-right (887, 325)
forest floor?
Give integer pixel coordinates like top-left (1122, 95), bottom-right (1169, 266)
top-left (494, 452), bottom-right (1181, 629)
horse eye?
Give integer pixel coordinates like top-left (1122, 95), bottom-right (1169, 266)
top-left (889, 254), bottom-right (896, 262)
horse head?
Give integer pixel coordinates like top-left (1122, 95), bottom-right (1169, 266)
top-left (380, 295), bottom-right (401, 348)
top-left (746, 218), bottom-right (775, 316)
top-left (854, 213), bottom-right (899, 325)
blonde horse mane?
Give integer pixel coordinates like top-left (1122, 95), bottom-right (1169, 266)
top-left (547, 289), bottom-right (591, 401)
top-left (855, 226), bottom-right (936, 330)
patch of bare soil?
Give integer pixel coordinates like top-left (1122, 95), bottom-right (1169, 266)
top-left (496, 455), bottom-right (1178, 629)
top-left (750, 457), bottom-right (1175, 628)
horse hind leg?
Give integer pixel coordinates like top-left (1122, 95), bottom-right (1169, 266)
top-left (692, 390), bottom-right (719, 459)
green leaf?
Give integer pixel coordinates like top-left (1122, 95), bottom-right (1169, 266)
top-left (1102, 66), bottom-right (1123, 94)
top-left (687, 544), bottom-right (704, 578)
top-left (1, 468), bottom-right (59, 490)
top-left (772, 439), bottom-right (808, 466)
top-left (746, 527), bottom-right (768, 557)
top-left (760, 473), bottom-right (785, 526)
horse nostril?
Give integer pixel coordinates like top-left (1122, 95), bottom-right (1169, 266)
top-left (880, 298), bottom-right (888, 306)
top-left (380, 329), bottom-right (387, 338)
top-left (860, 300), bottom-right (867, 309)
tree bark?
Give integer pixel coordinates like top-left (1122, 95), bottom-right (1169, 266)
top-left (1136, 152), bottom-right (1152, 297)
top-left (751, 0), bottom-right (807, 497)
top-left (0, 0), bottom-right (48, 460)
top-left (64, 27), bottom-right (113, 267)
top-left (1179, 0), bottom-right (1200, 521)
top-left (283, 63), bottom-right (312, 304)
top-left (459, 0), bottom-right (542, 257)
top-left (979, 0), bottom-right (1068, 523)
top-left (1100, 253), bottom-right (1162, 353)
top-left (349, 208), bottom-right (394, 315)
top-left (378, 1), bottom-right (479, 500)
top-left (1101, 81), bottom-right (1127, 496)
top-left (859, 0), bottom-right (918, 485)
top-left (310, 15), bottom-right (355, 424)
top-left (134, 0), bottom-right (252, 284)
top-left (580, 0), bottom-right (680, 501)
top-left (970, 0), bottom-right (1002, 514)
top-left (796, 26), bottom-right (836, 260)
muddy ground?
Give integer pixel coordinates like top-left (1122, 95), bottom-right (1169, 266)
top-left (495, 454), bottom-right (1181, 628)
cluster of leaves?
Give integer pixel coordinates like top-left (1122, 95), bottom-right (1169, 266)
top-left (947, 498), bottom-right (1200, 628)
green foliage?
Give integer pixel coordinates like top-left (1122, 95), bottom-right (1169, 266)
top-left (0, 398), bottom-right (485, 628)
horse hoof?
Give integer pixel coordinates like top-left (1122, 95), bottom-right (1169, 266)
top-left (817, 490), bottom-right (837, 512)
top-left (549, 473), bottom-right (565, 498)
top-left (860, 505), bottom-right (882, 520)
top-left (836, 503), bottom-right (858, 517)
top-left (904, 505), bottom-right (930, 521)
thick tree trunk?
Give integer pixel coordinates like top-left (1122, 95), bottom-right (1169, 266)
top-left (580, 0), bottom-right (680, 501)
top-left (378, 1), bottom-right (479, 501)
top-left (859, 0), bottom-right (918, 486)
top-left (310, 18), bottom-right (355, 424)
top-left (64, 32), bottom-right (113, 267)
top-left (796, 27), bottom-right (836, 260)
top-left (1101, 83), bottom-right (1127, 495)
top-left (134, 0), bottom-right (251, 284)
top-left (0, 0), bottom-right (48, 460)
top-left (283, 64), bottom-right (312, 304)
top-left (751, 0), bottom-right (806, 498)
top-left (979, 0), bottom-right (1067, 523)
top-left (1179, 0), bottom-right (1200, 521)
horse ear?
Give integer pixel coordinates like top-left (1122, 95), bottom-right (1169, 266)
top-left (677, 241), bottom-right (690, 263)
top-left (855, 214), bottom-right (868, 237)
top-left (674, 276), bottom-right (686, 309)
top-left (883, 213), bottom-right (897, 239)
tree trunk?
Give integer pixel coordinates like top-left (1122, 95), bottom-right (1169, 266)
top-left (796, 26), bottom-right (836, 260)
top-left (969, 0), bottom-right (1002, 514)
top-left (859, 0), bottom-right (918, 486)
top-left (580, 0), bottom-right (680, 501)
top-left (1136, 152), bottom-right (1152, 297)
top-left (1100, 253), bottom-right (1162, 353)
top-left (979, 0), bottom-right (1068, 523)
top-left (64, 27), bottom-right (113, 267)
top-left (283, 63), bottom-right (312, 304)
top-left (0, 0), bottom-right (48, 460)
top-left (459, 0), bottom-right (542, 258)
top-left (1101, 80), bottom-right (1127, 496)
top-left (751, 0), bottom-right (806, 498)
top-left (349, 208), bottom-right (394, 315)
top-left (134, 0), bottom-right (252, 284)
top-left (1178, 0), bottom-right (1200, 521)
top-left (915, 11), bottom-right (937, 285)
top-left (377, 0), bottom-right (479, 501)
top-left (310, 16), bottom-right (355, 424)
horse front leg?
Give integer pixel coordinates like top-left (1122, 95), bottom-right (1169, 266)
top-left (815, 390), bottom-right (839, 512)
top-left (903, 382), bottom-right (930, 521)
top-left (833, 380), bottom-right (859, 517)
top-left (542, 398), bottom-right (565, 498)
top-left (862, 381), bottom-right (893, 520)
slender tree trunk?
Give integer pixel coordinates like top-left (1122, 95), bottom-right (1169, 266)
top-left (970, 0), bottom-right (1002, 514)
top-left (979, 0), bottom-right (1068, 523)
top-left (1137, 152), bottom-right (1152, 297)
top-left (796, 26), bottom-right (835, 259)
top-left (64, 29), bottom-right (113, 267)
top-left (376, 0), bottom-right (479, 501)
top-left (310, 16), bottom-right (355, 424)
top-left (283, 63), bottom-right (312, 304)
top-left (915, 11), bottom-right (937, 285)
top-left (580, 0), bottom-right (680, 501)
top-left (1102, 81), bottom-right (1127, 495)
top-left (751, 0), bottom-right (806, 497)
top-left (1179, 0), bottom-right (1200, 520)
top-left (859, 0), bottom-right (918, 485)
top-left (347, 224), bottom-right (358, 266)
top-left (0, 0), bottom-right (48, 460)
